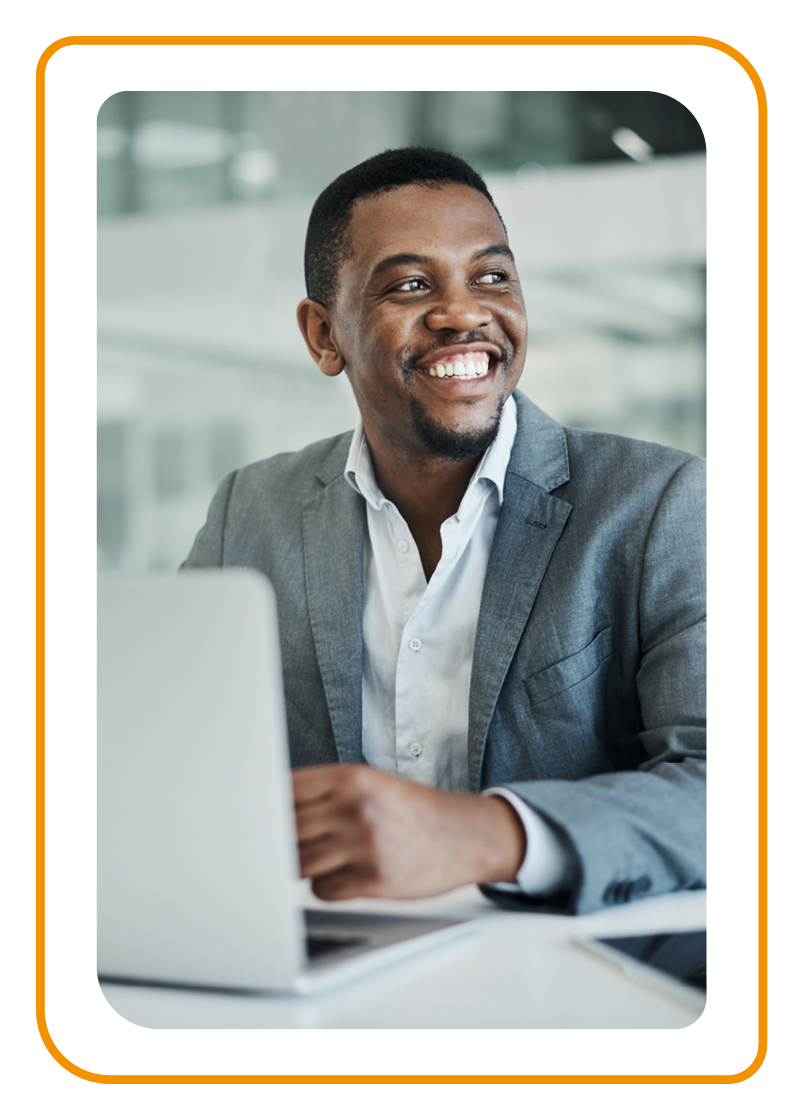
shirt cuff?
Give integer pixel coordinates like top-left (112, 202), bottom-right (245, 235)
top-left (482, 787), bottom-right (574, 896)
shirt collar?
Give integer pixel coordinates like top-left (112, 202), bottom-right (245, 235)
top-left (344, 395), bottom-right (518, 511)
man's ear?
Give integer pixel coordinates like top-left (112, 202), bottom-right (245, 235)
top-left (296, 299), bottom-right (346, 377)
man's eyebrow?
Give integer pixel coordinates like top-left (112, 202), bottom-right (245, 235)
top-left (370, 253), bottom-right (433, 280)
top-left (474, 243), bottom-right (515, 263)
top-left (370, 245), bottom-right (515, 281)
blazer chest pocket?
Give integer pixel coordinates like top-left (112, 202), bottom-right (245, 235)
top-left (524, 627), bottom-right (614, 707)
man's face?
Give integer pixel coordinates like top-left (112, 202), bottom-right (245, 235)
top-left (326, 182), bottom-right (528, 463)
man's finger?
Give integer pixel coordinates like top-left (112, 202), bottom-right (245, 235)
top-left (297, 837), bottom-right (345, 881)
top-left (292, 762), bottom-right (362, 805)
top-left (293, 802), bottom-right (335, 846)
top-left (293, 777), bottom-right (369, 845)
top-left (309, 865), bottom-right (373, 902)
top-left (297, 828), bottom-right (369, 882)
top-left (295, 797), bottom-right (374, 874)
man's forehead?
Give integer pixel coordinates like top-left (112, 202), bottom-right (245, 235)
top-left (347, 181), bottom-right (508, 263)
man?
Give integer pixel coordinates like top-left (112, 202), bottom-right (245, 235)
top-left (182, 147), bottom-right (705, 915)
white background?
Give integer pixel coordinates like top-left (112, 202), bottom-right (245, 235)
top-left (3, 2), bottom-right (795, 1117)
top-left (45, 37), bottom-right (756, 1077)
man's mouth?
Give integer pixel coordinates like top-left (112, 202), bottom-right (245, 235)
top-left (418, 351), bottom-right (492, 381)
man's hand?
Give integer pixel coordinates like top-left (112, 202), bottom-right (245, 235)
top-left (292, 763), bottom-right (526, 901)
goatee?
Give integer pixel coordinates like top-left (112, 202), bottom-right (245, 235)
top-left (408, 396), bottom-right (505, 462)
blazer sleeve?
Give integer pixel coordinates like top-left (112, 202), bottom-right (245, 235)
top-left (485, 457), bottom-right (706, 915)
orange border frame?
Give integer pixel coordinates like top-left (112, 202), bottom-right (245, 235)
top-left (36, 36), bottom-right (767, 1084)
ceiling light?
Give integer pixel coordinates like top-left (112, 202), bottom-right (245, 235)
top-left (132, 121), bottom-right (234, 171)
top-left (611, 127), bottom-right (654, 164)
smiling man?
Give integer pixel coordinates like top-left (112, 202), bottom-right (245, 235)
top-left (182, 148), bottom-right (706, 914)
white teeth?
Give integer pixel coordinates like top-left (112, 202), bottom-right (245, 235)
top-left (423, 354), bottom-right (491, 379)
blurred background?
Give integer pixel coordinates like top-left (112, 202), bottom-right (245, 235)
top-left (97, 91), bottom-right (705, 573)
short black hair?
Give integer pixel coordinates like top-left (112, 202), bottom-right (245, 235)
top-left (303, 146), bottom-right (504, 309)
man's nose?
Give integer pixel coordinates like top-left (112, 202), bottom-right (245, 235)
top-left (424, 283), bottom-right (492, 333)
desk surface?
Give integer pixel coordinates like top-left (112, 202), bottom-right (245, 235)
top-left (100, 886), bottom-right (706, 1029)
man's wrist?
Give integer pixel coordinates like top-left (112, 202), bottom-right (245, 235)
top-left (467, 793), bottom-right (527, 884)
top-left (483, 788), bottom-right (576, 895)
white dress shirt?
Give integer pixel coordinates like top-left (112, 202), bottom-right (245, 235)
top-left (344, 397), bottom-right (571, 896)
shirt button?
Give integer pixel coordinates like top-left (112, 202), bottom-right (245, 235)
top-left (396, 539), bottom-right (409, 553)
top-left (408, 638), bottom-right (422, 652)
top-left (409, 742), bottom-right (423, 757)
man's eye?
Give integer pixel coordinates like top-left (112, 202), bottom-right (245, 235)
top-left (476, 270), bottom-right (507, 285)
top-left (394, 278), bottom-right (429, 293)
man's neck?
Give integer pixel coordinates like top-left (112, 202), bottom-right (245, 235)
top-left (367, 438), bottom-right (481, 581)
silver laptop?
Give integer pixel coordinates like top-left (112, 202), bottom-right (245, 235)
top-left (97, 569), bottom-right (471, 994)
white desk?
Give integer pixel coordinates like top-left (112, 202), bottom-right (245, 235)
top-left (100, 886), bottom-right (705, 1029)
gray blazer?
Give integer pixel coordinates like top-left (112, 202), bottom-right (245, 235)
top-left (182, 391), bottom-right (706, 914)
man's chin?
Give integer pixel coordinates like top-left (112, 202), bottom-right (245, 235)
top-left (409, 397), bottom-right (504, 462)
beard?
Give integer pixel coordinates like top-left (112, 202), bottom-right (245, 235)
top-left (408, 394), bottom-right (505, 462)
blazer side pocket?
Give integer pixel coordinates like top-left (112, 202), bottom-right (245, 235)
top-left (524, 627), bottom-right (614, 707)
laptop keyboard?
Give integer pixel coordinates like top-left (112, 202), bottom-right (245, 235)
top-left (305, 932), bottom-right (368, 960)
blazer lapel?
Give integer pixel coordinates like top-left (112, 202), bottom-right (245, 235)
top-left (302, 444), bottom-right (365, 764)
top-left (467, 394), bottom-right (573, 790)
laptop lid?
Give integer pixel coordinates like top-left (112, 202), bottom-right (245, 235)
top-left (97, 569), bottom-right (305, 990)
